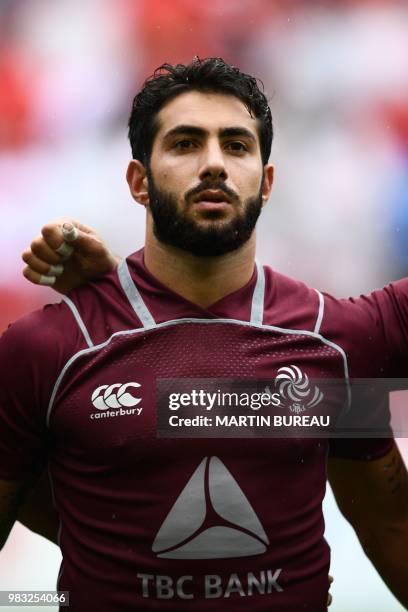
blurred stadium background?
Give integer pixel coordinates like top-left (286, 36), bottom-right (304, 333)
top-left (0, 0), bottom-right (407, 610)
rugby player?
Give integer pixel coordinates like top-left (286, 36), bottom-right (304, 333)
top-left (1, 58), bottom-right (408, 611)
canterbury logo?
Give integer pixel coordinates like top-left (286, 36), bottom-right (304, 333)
top-left (275, 365), bottom-right (323, 411)
top-left (91, 383), bottom-right (141, 410)
top-left (152, 456), bottom-right (269, 559)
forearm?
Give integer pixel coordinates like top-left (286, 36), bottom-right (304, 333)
top-left (355, 450), bottom-right (408, 607)
top-left (329, 443), bottom-right (408, 608)
top-left (356, 518), bottom-right (408, 608)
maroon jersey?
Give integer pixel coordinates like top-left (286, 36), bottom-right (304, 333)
top-left (0, 249), bottom-right (406, 611)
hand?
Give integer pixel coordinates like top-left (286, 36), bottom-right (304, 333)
top-left (22, 219), bottom-right (120, 295)
top-left (328, 574), bottom-right (334, 607)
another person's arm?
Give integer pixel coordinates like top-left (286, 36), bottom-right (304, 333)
top-left (328, 441), bottom-right (408, 608)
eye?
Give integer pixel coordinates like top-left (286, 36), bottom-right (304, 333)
top-left (174, 139), bottom-right (197, 150)
top-left (226, 141), bottom-right (248, 153)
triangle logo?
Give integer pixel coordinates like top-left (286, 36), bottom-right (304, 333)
top-left (152, 456), bottom-right (269, 559)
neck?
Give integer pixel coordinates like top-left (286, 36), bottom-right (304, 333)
top-left (144, 228), bottom-right (256, 309)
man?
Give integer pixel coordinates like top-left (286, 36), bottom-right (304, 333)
top-left (1, 58), bottom-right (407, 611)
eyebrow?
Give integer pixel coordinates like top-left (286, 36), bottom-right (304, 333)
top-left (163, 125), bottom-right (257, 142)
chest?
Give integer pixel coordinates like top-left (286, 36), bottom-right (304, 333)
top-left (49, 321), bottom-right (345, 464)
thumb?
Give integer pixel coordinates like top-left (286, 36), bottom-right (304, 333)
top-left (61, 222), bottom-right (100, 256)
top-left (56, 223), bottom-right (84, 258)
top-left (55, 222), bottom-right (77, 258)
top-left (62, 222), bottom-right (79, 243)
top-left (58, 221), bottom-right (117, 277)
top-left (62, 223), bottom-right (107, 259)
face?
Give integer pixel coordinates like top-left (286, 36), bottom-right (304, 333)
top-left (133, 91), bottom-right (273, 256)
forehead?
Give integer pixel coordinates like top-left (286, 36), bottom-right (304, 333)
top-left (155, 90), bottom-right (260, 141)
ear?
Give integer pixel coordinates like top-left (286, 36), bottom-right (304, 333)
top-left (126, 160), bottom-right (149, 206)
top-left (261, 164), bottom-right (274, 206)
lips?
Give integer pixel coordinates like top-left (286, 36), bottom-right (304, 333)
top-left (194, 189), bottom-right (231, 204)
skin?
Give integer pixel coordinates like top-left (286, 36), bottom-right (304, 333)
top-left (126, 91), bottom-right (274, 308)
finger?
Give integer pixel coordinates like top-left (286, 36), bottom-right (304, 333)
top-left (328, 575), bottom-right (334, 584)
top-left (61, 227), bottom-right (106, 258)
top-left (22, 250), bottom-right (64, 276)
top-left (42, 218), bottom-right (81, 250)
top-left (42, 221), bottom-right (90, 259)
top-left (41, 221), bottom-right (75, 259)
top-left (41, 222), bottom-right (67, 250)
top-left (42, 219), bottom-right (95, 249)
top-left (62, 222), bottom-right (79, 243)
top-left (30, 236), bottom-right (63, 265)
top-left (55, 241), bottom-right (74, 259)
top-left (327, 593), bottom-right (333, 606)
top-left (64, 219), bottom-right (97, 236)
top-left (23, 266), bottom-right (56, 286)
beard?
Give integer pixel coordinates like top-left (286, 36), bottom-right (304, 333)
top-left (147, 172), bottom-right (263, 257)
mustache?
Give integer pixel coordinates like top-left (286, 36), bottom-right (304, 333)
top-left (184, 181), bottom-right (238, 203)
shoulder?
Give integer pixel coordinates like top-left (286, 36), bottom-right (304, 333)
top-left (322, 278), bottom-right (408, 331)
top-left (1, 296), bottom-right (90, 359)
top-left (1, 300), bottom-right (86, 361)
top-left (0, 265), bottom-right (137, 412)
top-left (262, 267), bottom-right (408, 375)
top-left (63, 264), bottom-right (142, 346)
top-left (263, 266), bottom-right (321, 333)
top-left (321, 278), bottom-right (408, 375)
top-left (0, 300), bottom-right (89, 412)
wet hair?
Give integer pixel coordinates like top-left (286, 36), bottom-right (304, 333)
top-left (128, 57), bottom-right (273, 166)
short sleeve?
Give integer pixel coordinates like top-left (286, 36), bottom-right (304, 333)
top-left (377, 278), bottom-right (408, 370)
top-left (0, 303), bottom-right (86, 481)
top-left (319, 279), bottom-right (408, 454)
top-left (0, 318), bottom-right (49, 480)
top-left (349, 278), bottom-right (408, 375)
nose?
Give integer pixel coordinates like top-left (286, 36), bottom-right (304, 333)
top-left (198, 141), bottom-right (228, 182)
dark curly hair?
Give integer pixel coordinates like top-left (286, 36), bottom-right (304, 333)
top-left (128, 57), bottom-right (273, 166)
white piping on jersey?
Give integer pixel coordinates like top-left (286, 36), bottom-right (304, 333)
top-left (46, 316), bottom-right (351, 426)
top-left (117, 259), bottom-right (156, 329)
top-left (62, 295), bottom-right (94, 348)
top-left (118, 259), bottom-right (266, 327)
top-left (250, 261), bottom-right (265, 325)
top-left (313, 290), bottom-right (325, 334)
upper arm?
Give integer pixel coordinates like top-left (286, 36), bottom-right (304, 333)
top-left (0, 307), bottom-right (77, 482)
top-left (0, 306), bottom-right (84, 547)
top-left (328, 440), bottom-right (408, 528)
top-left (0, 318), bottom-right (55, 549)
